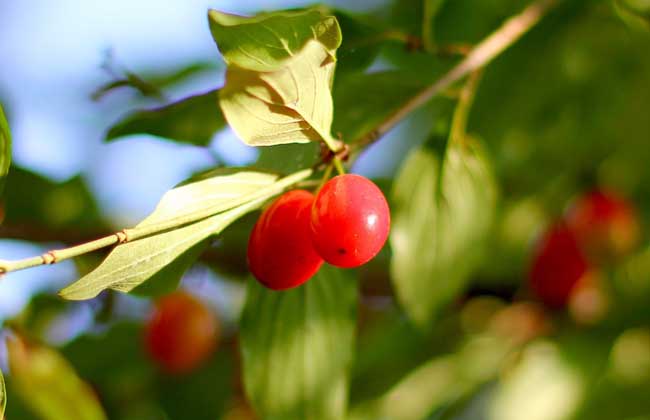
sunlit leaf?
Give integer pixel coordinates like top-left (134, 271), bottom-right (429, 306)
top-left (240, 265), bottom-right (357, 420)
top-left (391, 138), bottom-right (498, 326)
top-left (490, 341), bottom-right (584, 420)
top-left (0, 366), bottom-right (5, 419)
top-left (7, 336), bottom-right (108, 420)
top-left (0, 104), bottom-right (12, 196)
top-left (219, 40), bottom-right (338, 147)
top-left (106, 90), bottom-right (224, 146)
top-left (136, 170), bottom-right (277, 228)
top-left (210, 9), bottom-right (342, 148)
top-left (349, 333), bottom-right (511, 420)
top-left (59, 170), bottom-right (311, 300)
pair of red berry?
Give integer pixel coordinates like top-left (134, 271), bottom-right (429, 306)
top-left (247, 174), bottom-right (390, 290)
top-left (529, 189), bottom-right (639, 309)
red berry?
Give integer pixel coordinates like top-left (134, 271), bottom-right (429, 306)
top-left (566, 189), bottom-right (639, 262)
top-left (529, 223), bottom-right (589, 308)
top-left (248, 190), bottom-right (324, 290)
top-left (145, 291), bottom-right (218, 374)
top-left (310, 174), bottom-right (390, 268)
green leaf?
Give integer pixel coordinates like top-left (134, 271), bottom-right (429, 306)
top-left (208, 9), bottom-right (341, 71)
top-left (240, 265), bottom-right (358, 420)
top-left (106, 90), bottom-right (224, 146)
top-left (390, 138), bottom-right (498, 326)
top-left (0, 104), bottom-right (12, 196)
top-left (136, 170), bottom-right (277, 228)
top-left (332, 71), bottom-right (431, 142)
top-left (0, 366), bottom-right (6, 419)
top-left (93, 61), bottom-right (218, 101)
top-left (7, 336), bottom-right (108, 420)
top-left (2, 166), bottom-right (108, 233)
top-left (59, 170), bottom-right (312, 300)
top-left (129, 240), bottom-right (208, 297)
top-left (210, 9), bottom-right (342, 148)
top-left (219, 40), bottom-right (338, 148)
top-left (334, 11), bottom-right (384, 75)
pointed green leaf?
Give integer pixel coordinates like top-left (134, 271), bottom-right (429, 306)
top-left (7, 337), bottom-right (107, 420)
top-left (391, 138), bottom-right (498, 326)
top-left (106, 90), bottom-right (224, 146)
top-left (240, 265), bottom-right (357, 420)
top-left (208, 9), bottom-right (341, 71)
top-left (210, 9), bottom-right (342, 148)
top-left (136, 170), bottom-right (277, 228)
top-left (0, 366), bottom-right (5, 419)
top-left (59, 170), bottom-right (312, 300)
top-left (0, 104), bottom-right (12, 195)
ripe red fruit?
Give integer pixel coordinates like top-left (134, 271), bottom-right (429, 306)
top-left (248, 190), bottom-right (324, 290)
top-left (566, 189), bottom-right (639, 262)
top-left (310, 174), bottom-right (390, 268)
top-left (529, 223), bottom-right (589, 308)
top-left (145, 292), bottom-right (218, 374)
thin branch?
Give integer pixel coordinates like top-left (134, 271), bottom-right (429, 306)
top-left (353, 0), bottom-right (558, 151)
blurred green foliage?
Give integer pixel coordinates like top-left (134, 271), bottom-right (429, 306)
top-left (2, 0), bottom-right (650, 419)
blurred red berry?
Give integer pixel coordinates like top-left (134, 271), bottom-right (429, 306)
top-left (566, 189), bottom-right (639, 263)
top-left (310, 174), bottom-right (390, 268)
top-left (145, 291), bottom-right (218, 374)
top-left (248, 190), bottom-right (323, 290)
top-left (529, 223), bottom-right (589, 308)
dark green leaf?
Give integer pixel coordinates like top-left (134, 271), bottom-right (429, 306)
top-left (0, 166), bottom-right (108, 237)
top-left (106, 90), bottom-right (224, 146)
top-left (334, 11), bottom-right (384, 74)
top-left (332, 71), bottom-right (431, 142)
top-left (391, 138), bottom-right (498, 326)
top-left (240, 265), bottom-right (358, 419)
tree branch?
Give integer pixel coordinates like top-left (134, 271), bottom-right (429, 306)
top-left (352, 0), bottom-right (558, 150)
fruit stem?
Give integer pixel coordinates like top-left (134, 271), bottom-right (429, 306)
top-left (333, 157), bottom-right (346, 176)
top-left (450, 69), bottom-right (482, 146)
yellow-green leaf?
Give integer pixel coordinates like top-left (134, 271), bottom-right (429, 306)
top-left (0, 104), bottom-right (12, 195)
top-left (210, 9), bottom-right (342, 148)
top-left (0, 366), bottom-right (5, 419)
top-left (7, 336), bottom-right (107, 420)
top-left (220, 40), bottom-right (337, 147)
top-left (59, 169), bottom-right (312, 300)
top-left (391, 138), bottom-right (498, 326)
top-left (137, 170), bottom-right (277, 228)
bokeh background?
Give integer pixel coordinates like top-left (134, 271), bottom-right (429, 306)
top-left (1, 0), bottom-right (650, 419)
